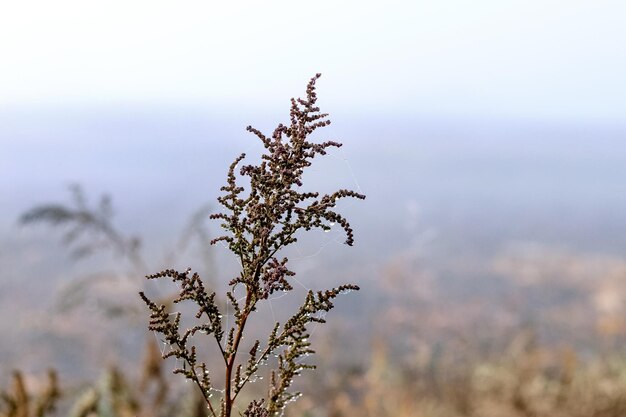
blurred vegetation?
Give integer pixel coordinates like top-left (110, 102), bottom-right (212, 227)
top-left (285, 331), bottom-right (626, 417)
top-left (20, 184), bottom-right (143, 267)
top-left (0, 370), bottom-right (59, 417)
top-left (18, 184), bottom-right (215, 319)
top-left (12, 185), bottom-right (626, 416)
top-left (7, 334), bottom-right (626, 417)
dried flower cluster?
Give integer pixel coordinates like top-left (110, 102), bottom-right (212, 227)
top-left (140, 74), bottom-right (364, 417)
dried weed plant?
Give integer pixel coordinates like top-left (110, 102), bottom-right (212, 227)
top-left (139, 74), bottom-right (365, 417)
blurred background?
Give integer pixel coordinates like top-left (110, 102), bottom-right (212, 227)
top-left (2, 1), bottom-right (626, 416)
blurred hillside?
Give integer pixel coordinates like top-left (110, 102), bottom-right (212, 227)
top-left (2, 110), bottom-right (626, 384)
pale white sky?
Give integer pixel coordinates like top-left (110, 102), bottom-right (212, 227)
top-left (1, 1), bottom-right (625, 122)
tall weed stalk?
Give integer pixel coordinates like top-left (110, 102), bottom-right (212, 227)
top-left (140, 74), bottom-right (365, 417)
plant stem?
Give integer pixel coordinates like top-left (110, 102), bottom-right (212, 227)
top-left (224, 291), bottom-right (253, 417)
top-left (172, 341), bottom-right (218, 417)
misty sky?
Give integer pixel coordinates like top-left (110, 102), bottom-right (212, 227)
top-left (1, 1), bottom-right (625, 124)
top-left (2, 1), bottom-right (626, 252)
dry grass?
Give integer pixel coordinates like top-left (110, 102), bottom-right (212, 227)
top-left (6, 333), bottom-right (626, 417)
top-left (286, 333), bottom-right (626, 417)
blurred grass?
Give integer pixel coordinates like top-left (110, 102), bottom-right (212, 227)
top-left (6, 333), bottom-right (626, 417)
top-left (286, 333), bottom-right (626, 417)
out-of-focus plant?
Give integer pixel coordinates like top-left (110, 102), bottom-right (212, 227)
top-left (68, 359), bottom-right (206, 417)
top-left (140, 74), bottom-right (365, 417)
top-left (0, 370), bottom-right (60, 417)
top-left (20, 184), bottom-right (143, 267)
top-left (19, 185), bottom-right (214, 317)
